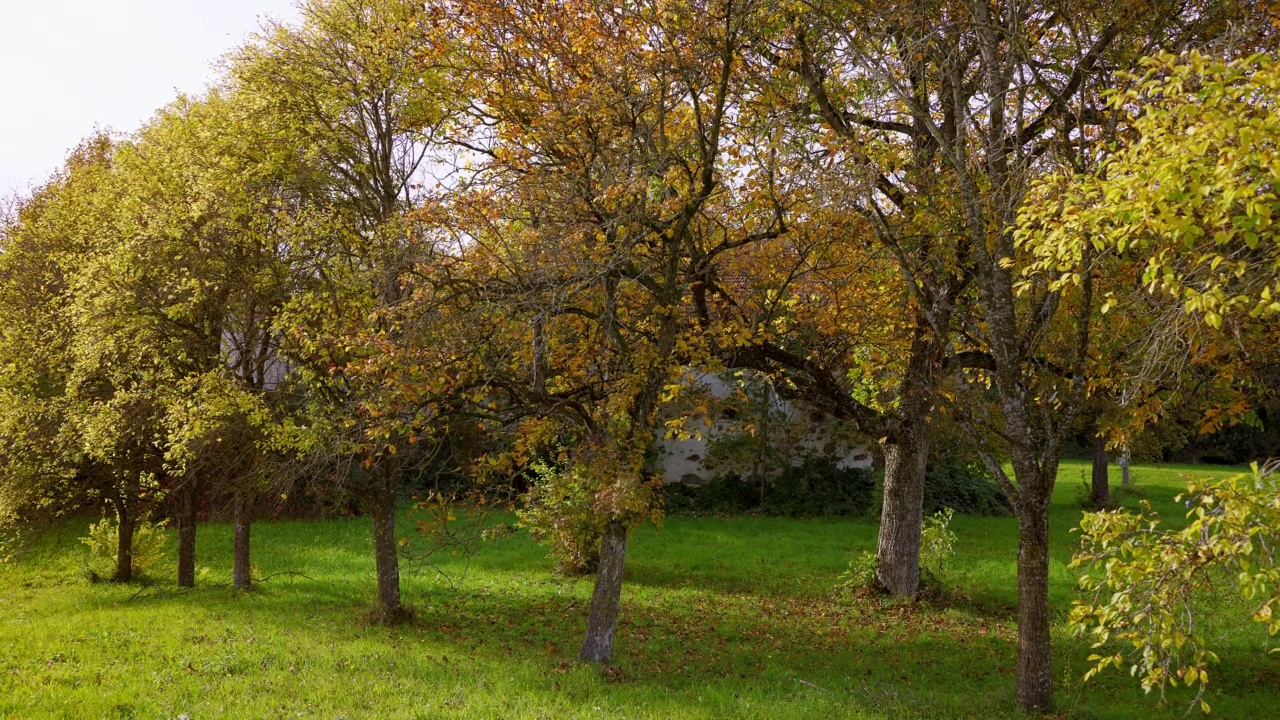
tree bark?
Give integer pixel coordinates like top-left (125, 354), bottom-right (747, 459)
top-left (875, 318), bottom-right (937, 596)
top-left (232, 493), bottom-right (252, 590)
top-left (877, 424), bottom-right (928, 595)
top-left (114, 502), bottom-right (135, 583)
top-left (1015, 496), bottom-right (1054, 712)
top-left (1091, 433), bottom-right (1110, 507)
top-left (369, 466), bottom-right (403, 620)
top-left (176, 481), bottom-right (197, 588)
top-left (580, 520), bottom-right (629, 663)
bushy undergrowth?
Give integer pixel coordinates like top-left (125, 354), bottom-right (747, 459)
top-left (518, 462), bottom-right (604, 575)
top-left (837, 508), bottom-right (958, 597)
top-left (80, 516), bottom-right (169, 581)
top-left (920, 507), bottom-right (957, 574)
top-left (663, 455), bottom-right (875, 517)
top-left (665, 452), bottom-right (1007, 519)
top-left (923, 460), bottom-right (1011, 516)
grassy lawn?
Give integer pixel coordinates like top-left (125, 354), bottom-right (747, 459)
top-left (2, 461), bottom-right (1276, 719)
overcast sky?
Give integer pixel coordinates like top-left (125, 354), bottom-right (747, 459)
top-left (1, 0), bottom-right (300, 196)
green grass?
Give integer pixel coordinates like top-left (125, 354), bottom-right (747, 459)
top-left (2, 461), bottom-right (1277, 719)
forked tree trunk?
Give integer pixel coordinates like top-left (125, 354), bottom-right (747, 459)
top-left (369, 469), bottom-right (403, 620)
top-left (232, 493), bottom-right (252, 590)
top-left (580, 520), bottom-right (629, 663)
top-left (875, 319), bottom-right (937, 597)
top-left (114, 503), bottom-right (135, 583)
top-left (176, 481), bottom-right (198, 588)
top-left (1014, 495), bottom-right (1054, 711)
top-left (1091, 434), bottom-right (1110, 507)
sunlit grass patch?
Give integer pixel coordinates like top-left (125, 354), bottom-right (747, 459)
top-left (0, 461), bottom-right (1275, 719)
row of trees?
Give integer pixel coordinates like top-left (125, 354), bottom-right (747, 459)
top-left (1, 0), bottom-right (1276, 712)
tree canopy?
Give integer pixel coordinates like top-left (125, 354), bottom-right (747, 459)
top-left (1, 0), bottom-right (1276, 713)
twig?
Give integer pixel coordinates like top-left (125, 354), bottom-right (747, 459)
top-left (254, 570), bottom-right (319, 583)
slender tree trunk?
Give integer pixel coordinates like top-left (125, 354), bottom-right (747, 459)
top-left (875, 319), bottom-right (937, 596)
top-left (1014, 493), bottom-right (1054, 711)
top-left (232, 493), bottom-right (252, 590)
top-left (1091, 434), bottom-right (1110, 507)
top-left (176, 481), bottom-right (197, 588)
top-left (580, 520), bottom-right (629, 663)
top-left (114, 502), bottom-right (135, 583)
top-left (1119, 450), bottom-right (1130, 488)
top-left (369, 465), bottom-right (403, 620)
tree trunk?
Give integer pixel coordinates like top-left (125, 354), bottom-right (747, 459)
top-left (580, 520), bottom-right (629, 663)
top-left (232, 493), bottom-right (252, 590)
top-left (877, 423), bottom-right (928, 595)
top-left (176, 481), bottom-right (197, 588)
top-left (875, 318), bottom-right (937, 597)
top-left (1119, 450), bottom-right (1130, 488)
top-left (369, 468), bottom-right (403, 620)
top-left (1091, 434), bottom-right (1110, 507)
top-left (1015, 496), bottom-right (1054, 712)
top-left (114, 503), bottom-right (135, 583)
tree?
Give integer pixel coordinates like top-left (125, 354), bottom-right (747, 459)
top-left (0, 135), bottom-right (177, 583)
top-left (775, 1), bottom-right (1270, 710)
top-left (0, 138), bottom-right (113, 563)
top-left (231, 0), bottom-right (456, 619)
top-left (1023, 50), bottom-right (1280, 713)
top-left (397, 0), bottom-right (807, 662)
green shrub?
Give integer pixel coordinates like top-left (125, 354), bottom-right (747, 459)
top-left (518, 462), bottom-right (604, 575)
top-left (920, 508), bottom-right (957, 575)
top-left (835, 550), bottom-right (879, 593)
top-left (661, 475), bottom-right (756, 515)
top-left (80, 517), bottom-right (169, 580)
top-left (663, 455), bottom-right (875, 517)
top-left (770, 456), bottom-right (876, 516)
top-left (924, 459), bottom-right (1011, 516)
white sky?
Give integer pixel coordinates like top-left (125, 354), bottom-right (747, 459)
top-left (0, 0), bottom-right (300, 196)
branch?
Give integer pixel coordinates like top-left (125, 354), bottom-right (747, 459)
top-left (1015, 23), bottom-right (1122, 149)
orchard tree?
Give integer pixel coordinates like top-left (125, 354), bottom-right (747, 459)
top-left (69, 87), bottom-right (307, 589)
top-left (1022, 51), bottom-right (1280, 711)
top-left (0, 135), bottom-right (179, 583)
top-left (0, 138), bottom-right (114, 564)
top-left (231, 0), bottom-right (456, 619)
top-left (771, 0), bottom-right (1271, 710)
top-left (412, 0), bottom-right (807, 662)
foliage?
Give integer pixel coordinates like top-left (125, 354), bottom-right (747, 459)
top-left (1069, 461), bottom-right (1280, 713)
top-left (2, 0), bottom-right (1278, 707)
top-left (519, 458), bottom-right (661, 575)
top-left (836, 550), bottom-right (879, 593)
top-left (660, 475), bottom-right (759, 517)
top-left (519, 462), bottom-right (604, 575)
top-left (836, 508), bottom-right (956, 597)
top-left (923, 460), bottom-right (1012, 517)
top-left (664, 457), bottom-right (875, 518)
top-left (919, 508), bottom-right (958, 577)
top-left (80, 517), bottom-right (169, 581)
top-left (1020, 52), bottom-right (1280, 328)
top-left (768, 457), bottom-right (876, 517)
